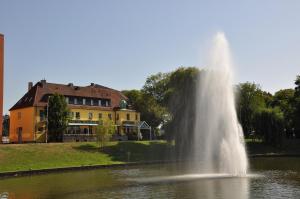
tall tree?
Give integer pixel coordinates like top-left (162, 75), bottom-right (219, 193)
top-left (142, 72), bottom-right (170, 106)
top-left (47, 93), bottom-right (70, 142)
top-left (253, 107), bottom-right (284, 146)
top-left (163, 67), bottom-right (200, 157)
top-left (293, 75), bottom-right (300, 138)
top-left (236, 82), bottom-right (267, 136)
top-left (272, 89), bottom-right (295, 138)
top-left (122, 89), bottom-right (167, 128)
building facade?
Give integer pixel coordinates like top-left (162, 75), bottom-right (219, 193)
top-left (9, 80), bottom-right (140, 143)
top-left (0, 34), bottom-right (4, 142)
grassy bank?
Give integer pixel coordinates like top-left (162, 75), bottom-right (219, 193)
top-left (0, 140), bottom-right (298, 173)
top-left (0, 141), bottom-right (172, 173)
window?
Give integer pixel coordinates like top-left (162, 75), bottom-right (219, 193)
top-left (91, 99), bottom-right (94, 106)
top-left (17, 112), bottom-right (21, 120)
top-left (127, 113), bottom-right (130, 121)
top-left (65, 97), bottom-right (69, 104)
top-left (136, 114), bottom-right (138, 120)
top-left (69, 97), bottom-right (74, 104)
top-left (78, 98), bottom-right (83, 105)
top-left (108, 113), bottom-right (112, 120)
top-left (76, 112), bottom-right (80, 119)
top-left (116, 114), bottom-right (119, 120)
top-left (106, 101), bottom-right (109, 107)
top-left (88, 112), bottom-right (93, 120)
top-left (69, 112), bottom-right (74, 119)
top-left (99, 113), bottom-right (102, 119)
top-left (39, 110), bottom-right (45, 121)
top-left (98, 100), bottom-right (101, 106)
top-left (74, 98), bottom-right (78, 105)
top-left (83, 98), bottom-right (86, 105)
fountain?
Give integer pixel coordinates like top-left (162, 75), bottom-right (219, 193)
top-left (129, 32), bottom-right (248, 184)
top-left (192, 32), bottom-right (248, 176)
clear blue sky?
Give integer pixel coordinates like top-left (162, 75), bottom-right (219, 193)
top-left (0, 0), bottom-right (300, 114)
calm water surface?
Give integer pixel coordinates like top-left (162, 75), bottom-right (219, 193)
top-left (0, 157), bottom-right (299, 199)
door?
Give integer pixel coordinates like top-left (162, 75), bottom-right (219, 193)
top-left (17, 127), bottom-right (22, 143)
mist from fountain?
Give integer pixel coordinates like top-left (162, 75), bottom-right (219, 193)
top-left (192, 32), bottom-right (248, 176)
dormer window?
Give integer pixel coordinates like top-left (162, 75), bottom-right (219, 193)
top-left (69, 97), bottom-right (74, 104)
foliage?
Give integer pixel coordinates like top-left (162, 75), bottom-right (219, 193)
top-left (95, 120), bottom-right (116, 149)
top-left (142, 72), bottom-right (171, 106)
top-left (2, 115), bottom-right (9, 136)
top-left (122, 89), bottom-right (167, 128)
top-left (293, 75), bottom-right (300, 138)
top-left (253, 107), bottom-right (284, 146)
top-left (47, 93), bottom-right (70, 142)
top-left (124, 67), bottom-right (300, 148)
top-left (163, 67), bottom-right (199, 145)
top-left (272, 89), bottom-right (295, 138)
top-left (236, 82), bottom-right (267, 135)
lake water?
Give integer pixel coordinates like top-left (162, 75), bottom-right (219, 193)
top-left (0, 157), bottom-right (299, 199)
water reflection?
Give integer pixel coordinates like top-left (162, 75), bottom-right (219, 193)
top-left (0, 158), bottom-right (299, 199)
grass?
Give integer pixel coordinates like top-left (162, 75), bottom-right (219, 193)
top-left (0, 141), bottom-right (172, 173)
top-left (0, 139), bottom-right (297, 173)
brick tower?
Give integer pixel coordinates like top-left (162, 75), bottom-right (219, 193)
top-left (0, 34), bottom-right (4, 141)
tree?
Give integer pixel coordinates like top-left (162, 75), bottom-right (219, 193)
top-left (163, 67), bottom-right (200, 157)
top-left (122, 89), bottom-right (167, 128)
top-left (47, 93), bottom-right (70, 142)
top-left (253, 107), bottom-right (284, 146)
top-left (236, 82), bottom-right (267, 136)
top-left (2, 115), bottom-right (9, 136)
top-left (272, 89), bottom-right (295, 138)
top-left (95, 119), bottom-right (115, 149)
top-left (142, 72), bottom-right (170, 106)
top-left (293, 75), bottom-right (300, 138)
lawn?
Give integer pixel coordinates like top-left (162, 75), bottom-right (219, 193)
top-left (0, 141), bottom-right (172, 173)
top-left (0, 139), bottom-right (295, 173)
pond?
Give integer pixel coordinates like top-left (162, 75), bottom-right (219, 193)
top-left (0, 157), bottom-right (299, 199)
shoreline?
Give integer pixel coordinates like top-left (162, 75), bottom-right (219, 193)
top-left (1, 154), bottom-right (299, 179)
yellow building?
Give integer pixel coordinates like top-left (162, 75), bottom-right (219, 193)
top-left (9, 80), bottom-right (141, 143)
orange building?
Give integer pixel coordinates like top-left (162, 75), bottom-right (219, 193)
top-left (0, 34), bottom-right (4, 142)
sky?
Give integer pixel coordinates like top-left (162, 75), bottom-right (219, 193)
top-left (0, 0), bottom-right (300, 114)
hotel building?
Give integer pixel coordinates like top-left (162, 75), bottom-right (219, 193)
top-left (9, 80), bottom-right (142, 143)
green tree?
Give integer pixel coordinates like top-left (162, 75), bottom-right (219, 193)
top-left (47, 93), bottom-right (70, 142)
top-left (253, 107), bottom-right (284, 146)
top-left (95, 119), bottom-right (115, 149)
top-left (163, 67), bottom-right (200, 157)
top-left (236, 82), bottom-right (267, 136)
top-left (293, 75), bottom-right (300, 138)
top-left (142, 72), bottom-right (170, 106)
top-left (272, 89), bottom-right (295, 138)
top-left (122, 89), bottom-right (167, 128)
top-left (2, 115), bottom-right (9, 136)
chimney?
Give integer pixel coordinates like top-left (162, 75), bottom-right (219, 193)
top-left (90, 83), bottom-right (95, 86)
top-left (28, 82), bottom-right (33, 91)
top-left (41, 79), bottom-right (46, 84)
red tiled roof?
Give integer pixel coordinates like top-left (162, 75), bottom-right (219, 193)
top-left (9, 80), bottom-right (128, 111)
